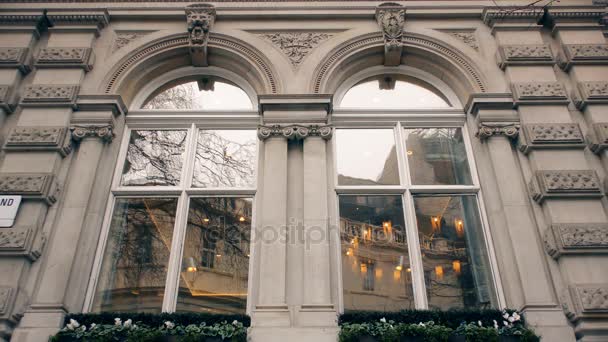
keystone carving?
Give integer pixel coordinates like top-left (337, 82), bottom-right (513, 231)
top-left (575, 81), bottom-right (608, 109)
top-left (498, 44), bottom-right (554, 69)
top-left (260, 32), bottom-right (333, 68)
top-left (185, 4), bottom-right (216, 67)
top-left (375, 3), bottom-right (406, 66)
top-left (529, 170), bottom-right (602, 203)
top-left (5, 127), bottom-right (72, 157)
top-left (559, 44), bottom-right (608, 70)
top-left (0, 287), bottom-right (12, 315)
top-left (476, 122), bottom-right (519, 141)
top-left (21, 85), bottom-right (79, 108)
top-left (519, 123), bottom-right (585, 154)
top-left (589, 123), bottom-right (608, 154)
top-left (71, 125), bottom-right (114, 143)
top-left (571, 285), bottom-right (608, 315)
top-left (512, 82), bottom-right (569, 104)
top-left (0, 47), bottom-right (30, 74)
top-left (0, 173), bottom-right (57, 205)
top-left (545, 223), bottom-right (608, 259)
top-left (35, 47), bottom-right (93, 71)
top-left (258, 124), bottom-right (333, 141)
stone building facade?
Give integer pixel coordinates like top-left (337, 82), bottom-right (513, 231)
top-left (0, 0), bottom-right (607, 341)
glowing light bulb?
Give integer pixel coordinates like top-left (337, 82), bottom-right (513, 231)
top-left (239, 216), bottom-right (245, 222)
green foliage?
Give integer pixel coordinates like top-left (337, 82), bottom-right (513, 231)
top-left (340, 320), bottom-right (453, 342)
top-left (63, 312), bottom-right (250, 328)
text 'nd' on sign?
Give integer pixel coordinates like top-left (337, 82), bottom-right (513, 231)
top-left (0, 196), bottom-right (22, 228)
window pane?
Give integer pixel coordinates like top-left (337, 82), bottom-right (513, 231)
top-left (404, 128), bottom-right (472, 185)
top-left (340, 195), bottom-right (414, 311)
top-left (336, 129), bottom-right (399, 186)
top-left (121, 130), bottom-right (187, 186)
top-left (192, 130), bottom-right (257, 188)
top-left (413, 195), bottom-right (496, 310)
top-left (91, 198), bottom-right (178, 313)
top-left (176, 197), bottom-right (252, 313)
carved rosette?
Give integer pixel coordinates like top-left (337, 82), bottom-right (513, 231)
top-left (559, 44), bottom-right (608, 71)
top-left (476, 122), bottom-right (520, 141)
top-left (260, 32), bottom-right (333, 68)
top-left (71, 125), bottom-right (114, 143)
top-left (512, 82), bottom-right (569, 105)
top-left (35, 47), bottom-right (93, 71)
top-left (4, 127), bottom-right (72, 156)
top-left (185, 4), bottom-right (216, 67)
top-left (570, 285), bottom-right (608, 318)
top-left (575, 81), bottom-right (608, 109)
top-left (21, 85), bottom-right (79, 108)
top-left (588, 122), bottom-right (608, 154)
top-left (545, 223), bottom-right (608, 259)
top-left (519, 123), bottom-right (585, 154)
top-left (375, 3), bottom-right (406, 66)
top-left (258, 124), bottom-right (333, 141)
top-left (529, 170), bottom-right (602, 203)
top-left (0, 173), bottom-right (57, 205)
top-left (497, 44), bottom-right (554, 70)
top-left (0, 47), bottom-right (31, 74)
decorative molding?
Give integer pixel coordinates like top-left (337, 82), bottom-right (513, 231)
top-left (570, 285), bottom-right (608, 315)
top-left (70, 125), bottom-right (114, 143)
top-left (512, 82), bottom-right (569, 105)
top-left (0, 173), bottom-right (57, 205)
top-left (0, 287), bottom-right (12, 315)
top-left (21, 85), bottom-right (79, 108)
top-left (476, 122), bottom-right (519, 141)
top-left (375, 3), bottom-right (405, 66)
top-left (35, 47), bottom-right (93, 71)
top-left (519, 123), bottom-right (585, 154)
top-left (46, 11), bottom-right (109, 36)
top-left (545, 223), bottom-right (608, 259)
top-left (185, 4), bottom-right (216, 67)
top-left (258, 124), bottom-right (332, 141)
top-left (559, 44), bottom-right (608, 71)
top-left (0, 47), bottom-right (31, 74)
top-left (4, 127), bottom-right (72, 157)
top-left (529, 170), bottom-right (602, 203)
top-left (497, 44), bottom-right (554, 69)
top-left (0, 229), bottom-right (29, 250)
top-left (0, 227), bottom-right (44, 261)
top-left (441, 30), bottom-right (478, 51)
top-left (588, 122), bottom-right (608, 154)
top-left (260, 32), bottom-right (333, 68)
top-left (574, 81), bottom-right (608, 109)
top-left (482, 8), bottom-right (542, 28)
top-left (112, 31), bottom-right (154, 52)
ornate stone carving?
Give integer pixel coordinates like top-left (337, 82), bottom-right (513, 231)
top-left (21, 85), bottom-right (79, 108)
top-left (0, 229), bottom-right (29, 250)
top-left (0, 287), bottom-right (12, 315)
top-left (5, 127), bottom-right (72, 156)
top-left (113, 31), bottom-right (153, 52)
top-left (445, 31), bottom-right (478, 51)
top-left (512, 82), bottom-right (569, 104)
top-left (35, 47), bottom-right (93, 71)
top-left (571, 285), bottom-right (608, 314)
top-left (575, 81), bottom-right (608, 109)
top-left (258, 124), bottom-right (332, 141)
top-left (185, 4), bottom-right (216, 67)
top-left (0, 47), bottom-right (31, 73)
top-left (70, 125), bottom-right (114, 143)
top-left (545, 223), bottom-right (608, 259)
top-left (0, 85), bottom-right (14, 113)
top-left (476, 122), bottom-right (519, 141)
top-left (0, 174), bottom-right (57, 205)
top-left (46, 12), bottom-right (109, 36)
top-left (260, 32), bottom-right (333, 68)
top-left (375, 3), bottom-right (405, 66)
top-left (589, 123), bottom-right (608, 154)
top-left (530, 170), bottom-right (602, 203)
top-left (519, 123), bottom-right (585, 154)
top-left (498, 44), bottom-right (554, 69)
top-left (559, 44), bottom-right (608, 70)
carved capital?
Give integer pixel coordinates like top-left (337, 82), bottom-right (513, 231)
top-left (570, 285), bottom-right (608, 317)
top-left (574, 81), bottom-right (608, 109)
top-left (0, 173), bottom-right (57, 205)
top-left (512, 82), bottom-right (569, 105)
top-left (70, 125), bottom-right (114, 143)
top-left (529, 170), bottom-right (602, 204)
top-left (559, 44), bottom-right (608, 71)
top-left (476, 122), bottom-right (519, 141)
top-left (258, 124), bottom-right (332, 141)
top-left (4, 127), bottom-right (72, 157)
top-left (545, 223), bottom-right (608, 259)
top-left (0, 227), bottom-right (45, 261)
top-left (35, 47), bottom-right (93, 71)
top-left (497, 44), bottom-right (554, 70)
top-left (185, 4), bottom-right (216, 67)
top-left (0, 47), bottom-right (31, 74)
top-left (21, 85), bottom-right (79, 108)
top-left (375, 3), bottom-right (405, 66)
top-left (0, 287), bottom-right (13, 315)
top-left (519, 123), bottom-right (585, 154)
top-left (260, 32), bottom-right (333, 68)
top-left (588, 122), bottom-right (608, 154)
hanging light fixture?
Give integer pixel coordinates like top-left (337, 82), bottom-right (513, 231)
top-left (186, 257), bottom-right (197, 273)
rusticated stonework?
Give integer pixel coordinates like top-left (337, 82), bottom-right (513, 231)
top-left (512, 82), bottom-right (569, 104)
top-left (113, 31), bottom-right (153, 52)
top-left (519, 123), bottom-right (585, 154)
top-left (498, 44), bottom-right (554, 69)
top-left (0, 173), bottom-right (57, 204)
top-left (21, 85), bottom-right (79, 107)
top-left (530, 170), bottom-right (602, 203)
top-left (258, 124), bottom-right (333, 141)
top-left (5, 127), bottom-right (72, 156)
top-left (0, 47), bottom-right (30, 73)
top-left (0, 287), bottom-right (12, 315)
top-left (375, 3), bottom-right (405, 66)
top-left (571, 285), bottom-right (608, 314)
top-left (560, 44), bottom-right (608, 70)
top-left (71, 125), bottom-right (114, 142)
top-left (476, 122), bottom-right (520, 141)
top-left (185, 3), bottom-right (216, 67)
top-left (575, 81), bottom-right (608, 109)
top-left (260, 32), bottom-right (333, 68)
top-left (0, 229), bottom-right (29, 250)
top-left (35, 47), bottom-right (93, 71)
top-left (545, 223), bottom-right (608, 259)
top-left (588, 123), bottom-right (608, 154)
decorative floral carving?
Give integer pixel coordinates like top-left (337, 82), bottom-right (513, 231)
top-left (21, 85), bottom-right (79, 107)
top-left (36, 47), bottom-right (93, 71)
top-left (185, 3), bottom-right (216, 67)
top-left (572, 286), bottom-right (608, 313)
top-left (545, 223), bottom-right (608, 259)
top-left (512, 82), bottom-right (569, 103)
top-left (498, 44), bottom-right (554, 69)
top-left (560, 44), bottom-right (608, 70)
top-left (446, 31), bottom-right (478, 51)
top-left (530, 170), bottom-right (602, 203)
top-left (5, 127), bottom-right (72, 156)
top-left (113, 31), bottom-right (152, 52)
top-left (260, 32), bottom-right (332, 68)
top-left (375, 3), bottom-right (405, 66)
top-left (519, 123), bottom-right (585, 154)
top-left (575, 81), bottom-right (608, 109)
top-left (258, 124), bottom-right (332, 141)
top-left (70, 125), bottom-right (114, 143)
top-left (0, 287), bottom-right (12, 315)
top-left (0, 47), bottom-right (30, 73)
top-left (476, 122), bottom-right (519, 141)
top-left (589, 122), bottom-right (608, 154)
top-left (0, 173), bottom-right (57, 204)
top-left (0, 229), bottom-right (29, 250)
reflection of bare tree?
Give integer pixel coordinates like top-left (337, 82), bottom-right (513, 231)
top-left (143, 84), bottom-right (195, 110)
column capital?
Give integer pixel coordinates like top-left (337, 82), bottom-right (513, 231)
top-left (257, 124), bottom-right (332, 141)
top-left (70, 125), bottom-right (114, 143)
top-left (476, 122), bottom-right (520, 141)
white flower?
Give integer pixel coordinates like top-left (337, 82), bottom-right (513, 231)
top-left (418, 322), bottom-right (426, 327)
top-left (478, 320), bottom-right (482, 327)
top-left (165, 321), bottom-right (175, 329)
top-left (380, 317), bottom-right (386, 323)
top-left (493, 320), bottom-right (499, 329)
top-left (124, 319), bottom-right (133, 328)
top-left (114, 318), bottom-right (122, 326)
top-left (503, 313), bottom-right (509, 319)
top-left (90, 323), bottom-right (97, 330)
top-left (232, 320), bottom-right (239, 325)
top-left (503, 321), bottom-right (509, 327)
top-left (70, 319), bottom-right (80, 328)
top-left (66, 324), bottom-right (75, 331)
top-left (513, 312), bottom-right (521, 321)
top-left (508, 316), bottom-right (515, 323)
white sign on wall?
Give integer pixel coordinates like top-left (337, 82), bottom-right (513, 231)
top-left (0, 196), bottom-right (22, 228)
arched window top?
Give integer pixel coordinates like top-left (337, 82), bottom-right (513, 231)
top-left (142, 76), bottom-right (254, 110)
top-left (339, 74), bottom-right (451, 109)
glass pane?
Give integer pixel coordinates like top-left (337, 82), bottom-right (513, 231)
top-left (91, 198), bottom-right (178, 313)
top-left (413, 195), bottom-right (496, 310)
top-left (192, 130), bottom-right (257, 188)
top-left (120, 130), bottom-right (187, 187)
top-left (176, 197), bottom-right (252, 313)
top-left (142, 79), bottom-right (253, 110)
top-left (339, 195), bottom-right (414, 311)
top-left (336, 129), bottom-right (399, 186)
top-left (340, 75), bottom-right (451, 109)
top-left (404, 128), bottom-right (472, 185)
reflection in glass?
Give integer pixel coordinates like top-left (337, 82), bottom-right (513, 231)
top-left (404, 128), bottom-right (472, 185)
top-left (177, 197), bottom-right (252, 313)
top-left (339, 195), bottom-right (414, 311)
top-left (142, 79), bottom-right (252, 110)
top-left (413, 195), bottom-right (496, 310)
top-left (336, 129), bottom-right (399, 186)
top-left (340, 75), bottom-right (451, 109)
top-left (121, 130), bottom-right (187, 187)
top-left (91, 198), bottom-right (177, 313)
top-left (192, 130), bottom-right (257, 188)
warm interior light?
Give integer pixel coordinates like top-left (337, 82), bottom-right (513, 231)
top-left (452, 260), bottom-right (461, 275)
top-left (431, 216), bottom-right (441, 232)
top-left (186, 257), bottom-right (197, 273)
top-left (435, 265), bottom-right (444, 279)
top-left (406, 267), bottom-right (411, 272)
top-left (407, 150), bottom-right (413, 156)
top-left (375, 268), bottom-right (383, 279)
top-left (346, 248), bottom-right (353, 256)
top-left (239, 216), bottom-right (245, 222)
top-left (203, 218), bottom-right (210, 223)
top-left (395, 255), bottom-right (404, 271)
top-left (395, 265), bottom-right (403, 271)
top-left (131, 289), bottom-right (140, 295)
top-left (360, 263), bottom-right (367, 273)
top-left (216, 254), bottom-right (222, 257)
top-left (455, 219), bottom-right (464, 238)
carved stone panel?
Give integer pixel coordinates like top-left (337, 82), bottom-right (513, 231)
top-left (21, 85), bottom-right (79, 108)
top-left (512, 82), bottom-right (569, 105)
top-left (545, 223), bottom-right (608, 259)
top-left (260, 32), bottom-right (333, 68)
top-left (0, 173), bottom-right (57, 205)
top-left (112, 31), bottom-right (154, 52)
top-left (4, 127), bottom-right (72, 156)
top-left (0, 47), bottom-right (31, 73)
top-left (185, 4), bottom-right (216, 67)
top-left (476, 122), bottom-right (519, 141)
top-left (0, 287), bottom-right (13, 315)
top-left (258, 124), bottom-right (333, 141)
top-left (570, 285), bottom-right (608, 316)
top-left (0, 229), bottom-right (29, 250)
top-left (560, 44), bottom-right (608, 70)
top-left (35, 47), bottom-right (93, 71)
top-left (588, 123), bottom-right (608, 154)
top-left (519, 123), bottom-right (585, 154)
top-left (0, 227), bottom-right (44, 261)
top-left (443, 30), bottom-right (478, 51)
top-left (529, 170), bottom-right (602, 203)
top-left (375, 3), bottom-right (405, 66)
top-left (497, 44), bottom-right (554, 69)
top-left (575, 81), bottom-right (608, 109)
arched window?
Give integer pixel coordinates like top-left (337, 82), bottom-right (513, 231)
top-left (334, 72), bottom-right (500, 312)
top-left (87, 73), bottom-right (258, 315)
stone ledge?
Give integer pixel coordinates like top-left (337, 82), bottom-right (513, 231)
top-left (35, 47), bottom-right (94, 72)
top-left (0, 173), bottom-right (58, 205)
top-left (497, 44), bottom-right (555, 70)
top-left (4, 127), bottom-right (72, 157)
top-left (559, 44), bottom-right (608, 71)
top-left (529, 170), bottom-right (602, 204)
top-left (544, 223), bottom-right (608, 259)
top-left (512, 82), bottom-right (570, 105)
top-left (0, 47), bottom-right (31, 74)
top-left (518, 123), bottom-right (585, 154)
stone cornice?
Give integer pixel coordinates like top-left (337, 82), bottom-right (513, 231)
top-left (518, 123), bottom-right (585, 154)
top-left (46, 10), bottom-right (109, 36)
top-left (75, 94), bottom-right (127, 116)
top-left (497, 44), bottom-right (555, 70)
top-left (559, 44), bottom-right (608, 71)
top-left (512, 81), bottom-right (569, 106)
top-left (0, 47), bottom-right (32, 74)
top-left (482, 6), bottom-right (605, 32)
top-left (465, 93), bottom-right (515, 115)
top-left (529, 170), bottom-right (603, 204)
top-left (545, 223), bottom-right (608, 260)
top-left (0, 173), bottom-right (57, 205)
top-left (35, 47), bottom-right (94, 71)
top-left (258, 124), bottom-right (332, 141)
top-left (4, 126), bottom-right (72, 156)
